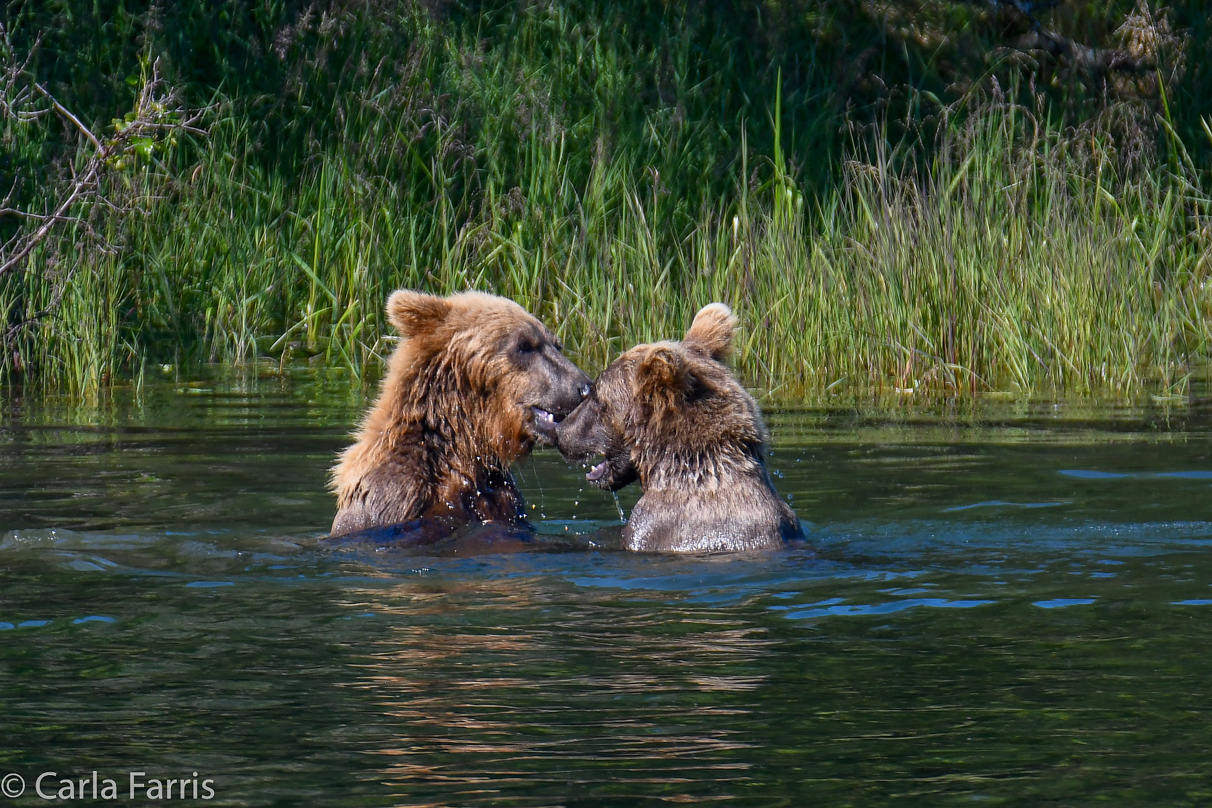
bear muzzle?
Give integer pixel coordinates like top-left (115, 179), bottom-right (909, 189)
top-left (527, 368), bottom-right (591, 446)
top-left (555, 397), bottom-right (639, 491)
top-left (581, 452), bottom-right (638, 491)
top-left (553, 396), bottom-right (600, 462)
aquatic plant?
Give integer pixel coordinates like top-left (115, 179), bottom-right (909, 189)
top-left (2, 0), bottom-right (1210, 398)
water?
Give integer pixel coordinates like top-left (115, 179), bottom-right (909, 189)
top-left (3, 370), bottom-right (1212, 806)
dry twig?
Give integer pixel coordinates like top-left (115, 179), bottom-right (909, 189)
top-left (0, 22), bottom-right (206, 349)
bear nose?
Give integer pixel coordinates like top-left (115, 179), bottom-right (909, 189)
top-left (577, 383), bottom-right (591, 400)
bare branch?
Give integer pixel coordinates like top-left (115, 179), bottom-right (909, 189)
top-left (33, 82), bottom-right (104, 153)
top-left (1, 48), bottom-right (205, 278)
top-left (0, 164), bottom-right (100, 277)
top-left (959, 0), bottom-right (1158, 79)
top-left (0, 27), bottom-right (208, 354)
top-left (1014, 28), bottom-right (1153, 76)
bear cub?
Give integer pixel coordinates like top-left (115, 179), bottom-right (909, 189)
top-left (555, 303), bottom-right (804, 553)
top-left (330, 289), bottom-right (590, 539)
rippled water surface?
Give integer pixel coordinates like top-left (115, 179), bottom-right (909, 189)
top-left (3, 371), bottom-right (1212, 806)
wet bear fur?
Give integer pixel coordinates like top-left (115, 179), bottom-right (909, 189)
top-left (556, 303), bottom-right (803, 553)
top-left (329, 289), bottom-right (590, 539)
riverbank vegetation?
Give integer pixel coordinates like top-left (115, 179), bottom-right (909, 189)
top-left (2, 0), bottom-right (1210, 398)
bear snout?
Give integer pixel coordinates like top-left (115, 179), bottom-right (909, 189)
top-left (553, 398), bottom-right (599, 462)
top-left (544, 361), bottom-right (592, 419)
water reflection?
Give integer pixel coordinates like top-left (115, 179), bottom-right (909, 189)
top-left (3, 373), bottom-right (1212, 804)
top-left (343, 580), bottom-right (769, 802)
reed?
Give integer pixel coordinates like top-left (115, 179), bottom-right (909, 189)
top-left (2, 1), bottom-right (1209, 399)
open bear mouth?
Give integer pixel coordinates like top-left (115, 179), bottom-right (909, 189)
top-left (586, 458), bottom-right (609, 482)
top-left (580, 453), bottom-right (638, 492)
top-left (530, 407), bottom-right (563, 437)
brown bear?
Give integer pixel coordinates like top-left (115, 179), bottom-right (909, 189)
top-left (555, 303), bottom-right (803, 553)
top-left (329, 289), bottom-right (591, 539)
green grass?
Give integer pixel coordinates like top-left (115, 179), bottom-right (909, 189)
top-left (3, 1), bottom-right (1211, 399)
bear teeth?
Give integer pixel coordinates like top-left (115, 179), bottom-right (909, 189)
top-left (586, 460), bottom-right (609, 482)
top-left (532, 408), bottom-right (557, 430)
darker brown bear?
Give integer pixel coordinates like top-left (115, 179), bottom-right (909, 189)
top-left (555, 303), bottom-right (803, 553)
top-left (329, 289), bottom-right (590, 538)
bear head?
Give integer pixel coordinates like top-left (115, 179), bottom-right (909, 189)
top-left (555, 303), bottom-right (765, 491)
top-left (383, 289), bottom-right (591, 462)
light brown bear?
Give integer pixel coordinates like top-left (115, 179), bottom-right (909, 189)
top-left (329, 289), bottom-right (590, 539)
top-left (555, 303), bottom-right (803, 553)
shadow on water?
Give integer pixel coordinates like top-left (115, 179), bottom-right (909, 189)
top-left (2, 370), bottom-right (1212, 805)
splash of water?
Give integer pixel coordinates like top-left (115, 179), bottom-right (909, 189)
top-left (612, 492), bottom-right (627, 523)
top-left (529, 457), bottom-right (547, 519)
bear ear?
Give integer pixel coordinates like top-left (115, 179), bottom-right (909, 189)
top-left (684, 302), bottom-right (736, 361)
top-left (633, 345), bottom-right (694, 404)
top-left (386, 290), bottom-right (451, 338)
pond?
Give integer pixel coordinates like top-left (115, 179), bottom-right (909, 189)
top-left (2, 369), bottom-right (1211, 806)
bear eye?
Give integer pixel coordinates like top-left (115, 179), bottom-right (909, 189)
top-left (515, 338), bottom-right (540, 355)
